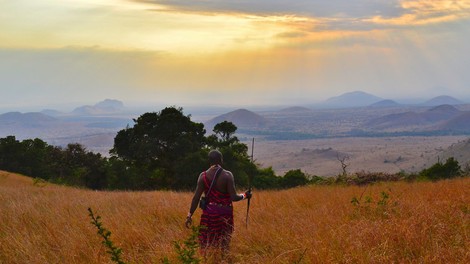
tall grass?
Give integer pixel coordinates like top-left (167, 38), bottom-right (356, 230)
top-left (0, 170), bottom-right (469, 263)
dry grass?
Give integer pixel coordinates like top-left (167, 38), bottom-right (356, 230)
top-left (1, 170), bottom-right (469, 263)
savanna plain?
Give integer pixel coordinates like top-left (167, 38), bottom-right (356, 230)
top-left (1, 170), bottom-right (468, 263)
top-left (251, 136), bottom-right (469, 176)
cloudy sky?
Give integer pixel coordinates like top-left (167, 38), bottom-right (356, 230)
top-left (1, 0), bottom-right (470, 111)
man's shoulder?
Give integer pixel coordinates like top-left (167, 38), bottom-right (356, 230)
top-left (221, 169), bottom-right (233, 178)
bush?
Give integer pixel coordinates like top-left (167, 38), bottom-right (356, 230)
top-left (280, 169), bottom-right (309, 188)
top-left (420, 157), bottom-right (461, 181)
top-left (252, 167), bottom-right (280, 189)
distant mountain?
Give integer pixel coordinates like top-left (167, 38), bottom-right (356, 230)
top-left (72, 99), bottom-right (125, 115)
top-left (368, 99), bottom-right (400, 108)
top-left (0, 112), bottom-right (57, 126)
top-left (41, 109), bottom-right (65, 117)
top-left (439, 112), bottom-right (470, 131)
top-left (322, 91), bottom-right (383, 108)
top-left (423, 96), bottom-right (464, 106)
top-left (366, 111), bottom-right (427, 130)
top-left (422, 105), bottom-right (461, 123)
top-left (205, 109), bottom-right (267, 130)
top-left (366, 104), bottom-right (462, 130)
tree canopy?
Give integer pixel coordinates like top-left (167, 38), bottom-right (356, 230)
top-left (0, 106), bottom-right (317, 191)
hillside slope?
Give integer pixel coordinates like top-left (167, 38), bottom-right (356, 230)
top-left (1, 171), bottom-right (469, 263)
top-left (0, 171), bottom-right (35, 187)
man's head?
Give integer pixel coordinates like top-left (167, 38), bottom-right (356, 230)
top-left (208, 150), bottom-right (223, 165)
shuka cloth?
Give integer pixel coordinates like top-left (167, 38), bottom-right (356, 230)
top-left (198, 171), bottom-right (234, 249)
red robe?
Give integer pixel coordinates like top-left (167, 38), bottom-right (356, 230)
top-left (198, 171), bottom-right (234, 249)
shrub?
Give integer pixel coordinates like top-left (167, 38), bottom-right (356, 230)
top-left (420, 157), bottom-right (461, 181)
top-left (88, 208), bottom-right (127, 264)
top-left (280, 169), bottom-right (309, 188)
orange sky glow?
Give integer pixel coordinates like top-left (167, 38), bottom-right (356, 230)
top-left (1, 0), bottom-right (470, 109)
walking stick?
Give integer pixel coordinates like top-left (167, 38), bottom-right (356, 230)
top-left (246, 137), bottom-right (254, 228)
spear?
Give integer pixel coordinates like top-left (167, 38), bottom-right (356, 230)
top-left (246, 137), bottom-right (254, 228)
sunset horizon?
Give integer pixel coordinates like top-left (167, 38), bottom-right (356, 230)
top-left (2, 0), bottom-right (470, 109)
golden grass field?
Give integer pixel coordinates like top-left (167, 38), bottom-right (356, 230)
top-left (1, 170), bottom-right (469, 263)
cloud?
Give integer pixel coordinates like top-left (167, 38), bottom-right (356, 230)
top-left (367, 0), bottom-right (470, 26)
top-left (137, 0), bottom-right (405, 18)
top-left (136, 0), bottom-right (470, 31)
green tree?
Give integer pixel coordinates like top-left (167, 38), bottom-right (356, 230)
top-left (207, 121), bottom-right (254, 187)
top-left (0, 136), bottom-right (23, 172)
top-left (110, 107), bottom-right (206, 189)
top-left (53, 143), bottom-right (107, 189)
top-left (252, 167), bottom-right (280, 189)
top-left (213, 121), bottom-right (237, 143)
top-left (420, 157), bottom-right (461, 181)
top-left (19, 138), bottom-right (56, 179)
top-left (280, 169), bottom-right (309, 188)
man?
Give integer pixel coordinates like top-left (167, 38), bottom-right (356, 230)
top-left (185, 150), bottom-right (252, 251)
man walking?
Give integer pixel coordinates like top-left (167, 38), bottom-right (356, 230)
top-left (185, 150), bottom-right (252, 252)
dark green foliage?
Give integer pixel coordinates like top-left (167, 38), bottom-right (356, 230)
top-left (5, 106), bottom-right (468, 191)
top-left (419, 157), bottom-right (461, 181)
top-left (207, 121), bottom-right (254, 188)
top-left (0, 136), bottom-right (55, 179)
top-left (0, 136), bottom-right (107, 189)
top-left (110, 107), bottom-right (206, 189)
top-left (280, 169), bottom-right (309, 188)
top-left (173, 226), bottom-right (201, 264)
top-left (88, 208), bottom-right (127, 264)
top-left (351, 190), bottom-right (396, 219)
top-left (213, 121), bottom-right (237, 143)
top-left (252, 167), bottom-right (280, 189)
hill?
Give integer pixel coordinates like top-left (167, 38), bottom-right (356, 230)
top-left (40, 109), bottom-right (65, 117)
top-left (439, 112), bottom-right (470, 131)
top-left (205, 108), bottom-right (267, 130)
top-left (72, 99), bottom-right (125, 115)
top-left (366, 105), bottom-right (462, 131)
top-left (322, 91), bottom-right (383, 108)
top-left (0, 112), bottom-right (58, 127)
top-left (0, 171), bottom-right (35, 187)
top-left (423, 95), bottom-right (464, 106)
top-left (368, 99), bottom-right (400, 108)
top-left (1, 170), bottom-right (469, 263)
top-left (439, 138), bottom-right (470, 166)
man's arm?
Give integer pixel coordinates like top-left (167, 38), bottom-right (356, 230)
top-left (185, 173), bottom-right (205, 228)
top-left (226, 171), bottom-right (248, 202)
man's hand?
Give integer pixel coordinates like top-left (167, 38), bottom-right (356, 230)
top-left (185, 212), bottom-right (193, 228)
top-left (245, 189), bottom-right (252, 200)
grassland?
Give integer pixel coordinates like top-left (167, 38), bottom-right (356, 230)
top-left (1, 170), bottom-right (469, 263)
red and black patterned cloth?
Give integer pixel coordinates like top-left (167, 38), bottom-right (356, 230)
top-left (198, 171), bottom-right (234, 250)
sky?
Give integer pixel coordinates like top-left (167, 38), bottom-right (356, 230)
top-left (1, 0), bottom-right (470, 111)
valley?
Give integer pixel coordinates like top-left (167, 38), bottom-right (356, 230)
top-left (248, 136), bottom-right (469, 176)
top-left (1, 96), bottom-right (470, 177)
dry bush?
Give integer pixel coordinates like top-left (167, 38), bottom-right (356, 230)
top-left (346, 171), bottom-right (405, 186)
top-left (1, 170), bottom-right (469, 263)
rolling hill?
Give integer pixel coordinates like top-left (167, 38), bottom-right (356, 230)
top-left (321, 91), bottom-right (383, 108)
top-left (71, 99), bottom-right (126, 115)
top-left (366, 105), bottom-right (463, 131)
top-left (368, 99), bottom-right (400, 108)
top-left (439, 112), bottom-right (470, 131)
top-left (0, 112), bottom-right (58, 127)
top-left (204, 108), bottom-right (268, 130)
top-left (423, 95), bottom-right (465, 106)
